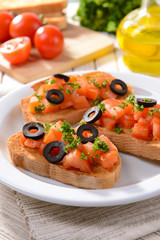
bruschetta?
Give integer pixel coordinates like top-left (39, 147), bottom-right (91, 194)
top-left (21, 71), bottom-right (133, 124)
top-left (7, 121), bottom-right (121, 189)
top-left (82, 95), bottom-right (160, 161)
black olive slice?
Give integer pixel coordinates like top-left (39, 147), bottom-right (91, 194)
top-left (46, 89), bottom-right (64, 104)
top-left (43, 141), bottom-right (66, 163)
top-left (83, 106), bottom-right (102, 124)
top-left (53, 73), bottom-right (70, 82)
top-left (110, 79), bottom-right (128, 96)
top-left (137, 98), bottom-right (157, 108)
top-left (22, 122), bottom-right (44, 140)
top-left (77, 124), bottom-right (98, 144)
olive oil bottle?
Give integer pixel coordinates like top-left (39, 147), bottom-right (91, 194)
top-left (116, 0), bottom-right (160, 75)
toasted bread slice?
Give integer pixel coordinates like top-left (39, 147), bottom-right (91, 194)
top-left (0, 0), bottom-right (67, 14)
top-left (96, 126), bottom-right (160, 161)
top-left (21, 79), bottom-right (134, 124)
top-left (7, 132), bottom-right (121, 189)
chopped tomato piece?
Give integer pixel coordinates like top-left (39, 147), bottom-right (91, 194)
top-left (76, 80), bottom-right (88, 96)
top-left (29, 96), bottom-right (40, 113)
top-left (38, 142), bottom-right (47, 155)
top-left (42, 98), bottom-right (59, 113)
top-left (102, 98), bottom-right (121, 108)
top-left (131, 123), bottom-right (151, 140)
top-left (21, 134), bottom-right (44, 148)
top-left (138, 117), bottom-right (149, 126)
top-left (134, 108), bottom-right (149, 121)
top-left (63, 149), bottom-right (92, 173)
top-left (81, 71), bottom-right (115, 84)
top-left (99, 150), bottom-right (118, 170)
top-left (123, 103), bottom-right (134, 114)
top-left (85, 86), bottom-right (100, 100)
top-left (100, 116), bottom-right (117, 130)
top-left (120, 114), bottom-right (136, 129)
top-left (80, 142), bottom-right (100, 164)
top-left (37, 81), bottom-right (64, 95)
top-left (99, 135), bottom-right (116, 151)
top-left (44, 121), bottom-right (63, 144)
top-left (72, 95), bottom-right (90, 109)
top-left (100, 88), bottom-right (117, 99)
top-left (59, 89), bottom-right (73, 109)
top-left (153, 117), bottom-right (160, 140)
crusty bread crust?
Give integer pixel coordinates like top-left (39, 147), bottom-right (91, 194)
top-left (97, 126), bottom-right (160, 161)
top-left (21, 97), bottom-right (89, 124)
top-left (7, 132), bottom-right (121, 189)
top-left (21, 79), bottom-right (134, 124)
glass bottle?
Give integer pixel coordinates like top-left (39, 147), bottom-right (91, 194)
top-left (116, 0), bottom-right (160, 75)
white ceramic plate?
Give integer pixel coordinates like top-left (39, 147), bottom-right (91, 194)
top-left (0, 71), bottom-right (160, 207)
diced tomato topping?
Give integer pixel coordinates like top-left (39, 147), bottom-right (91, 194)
top-left (76, 80), bottom-right (88, 96)
top-left (80, 141), bottom-right (100, 164)
top-left (99, 135), bottom-right (116, 151)
top-left (102, 99), bottom-right (121, 108)
top-left (153, 117), bottom-right (160, 140)
top-left (138, 117), bottom-right (149, 126)
top-left (29, 96), bottom-right (40, 113)
top-left (100, 88), bottom-right (117, 99)
top-left (123, 103), bottom-right (134, 114)
top-left (21, 133), bottom-right (44, 149)
top-left (42, 98), bottom-right (59, 113)
top-left (134, 108), bottom-right (149, 121)
top-left (62, 149), bottom-right (92, 173)
top-left (85, 86), bottom-right (100, 100)
top-left (43, 121), bottom-right (63, 144)
top-left (99, 150), bottom-right (118, 170)
top-left (131, 123), bottom-right (151, 140)
top-left (72, 95), bottom-right (90, 109)
top-left (120, 114), bottom-right (136, 129)
top-left (38, 142), bottom-right (47, 155)
top-left (100, 116), bottom-right (117, 130)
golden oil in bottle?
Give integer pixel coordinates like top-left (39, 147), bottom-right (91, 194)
top-left (116, 4), bottom-right (160, 75)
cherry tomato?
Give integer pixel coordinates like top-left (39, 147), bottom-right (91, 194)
top-left (34, 25), bottom-right (64, 59)
top-left (0, 37), bottom-right (31, 64)
top-left (0, 11), bottom-right (14, 42)
top-left (9, 12), bottom-right (42, 42)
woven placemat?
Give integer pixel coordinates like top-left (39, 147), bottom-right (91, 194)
top-left (0, 182), bottom-right (159, 240)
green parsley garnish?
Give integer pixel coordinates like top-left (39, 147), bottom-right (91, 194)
top-left (59, 86), bottom-right (64, 92)
top-left (80, 152), bottom-right (88, 161)
top-left (126, 94), bottom-right (136, 105)
top-left (130, 127), bottom-right (133, 132)
top-left (113, 124), bottom-right (124, 134)
top-left (43, 122), bottom-right (56, 132)
top-left (143, 98), bottom-right (152, 102)
top-left (92, 137), bottom-right (110, 153)
top-left (34, 93), bottom-right (43, 102)
top-left (92, 96), bottom-right (104, 105)
top-left (112, 116), bottom-right (116, 119)
top-left (88, 78), bottom-right (108, 89)
top-left (59, 121), bottom-right (81, 153)
top-left (148, 108), bottom-right (160, 116)
top-left (98, 103), bottom-right (106, 113)
top-left (78, 121), bottom-right (86, 126)
top-left (66, 82), bottom-right (81, 94)
top-left (45, 78), bottom-right (56, 84)
top-left (34, 104), bottom-right (45, 113)
top-left (134, 105), bottom-right (144, 111)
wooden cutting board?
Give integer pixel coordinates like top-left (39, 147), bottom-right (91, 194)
top-left (0, 24), bottom-right (114, 83)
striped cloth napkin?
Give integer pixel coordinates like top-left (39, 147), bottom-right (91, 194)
top-left (0, 182), bottom-right (160, 240)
